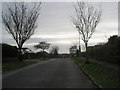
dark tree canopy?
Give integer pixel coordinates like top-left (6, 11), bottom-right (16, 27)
top-left (2, 43), bottom-right (18, 57)
top-left (34, 41), bottom-right (50, 51)
top-left (34, 41), bottom-right (50, 58)
top-left (85, 35), bottom-right (120, 64)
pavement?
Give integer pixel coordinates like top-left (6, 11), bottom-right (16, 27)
top-left (2, 58), bottom-right (97, 88)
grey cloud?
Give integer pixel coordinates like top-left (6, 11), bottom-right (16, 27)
top-left (1, 2), bottom-right (118, 53)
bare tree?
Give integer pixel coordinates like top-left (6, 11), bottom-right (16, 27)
top-left (70, 40), bottom-right (79, 57)
top-left (50, 46), bottom-right (59, 58)
top-left (69, 45), bottom-right (77, 57)
top-left (72, 2), bottom-right (102, 63)
top-left (72, 39), bottom-right (78, 47)
top-left (2, 2), bottom-right (41, 62)
top-left (34, 41), bottom-right (50, 58)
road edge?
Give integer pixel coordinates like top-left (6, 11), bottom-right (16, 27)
top-left (75, 62), bottom-right (103, 88)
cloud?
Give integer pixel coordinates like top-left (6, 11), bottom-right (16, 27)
top-left (1, 2), bottom-right (118, 53)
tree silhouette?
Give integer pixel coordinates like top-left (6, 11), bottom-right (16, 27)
top-left (69, 45), bottom-right (77, 57)
top-left (2, 43), bottom-right (18, 58)
top-left (50, 46), bottom-right (59, 58)
top-left (34, 41), bottom-right (50, 58)
top-left (72, 2), bottom-right (102, 63)
top-left (2, 2), bottom-right (41, 62)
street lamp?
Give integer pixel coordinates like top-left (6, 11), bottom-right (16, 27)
top-left (76, 25), bottom-right (81, 54)
top-left (78, 33), bottom-right (81, 53)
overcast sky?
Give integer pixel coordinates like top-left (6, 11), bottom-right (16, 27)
top-left (1, 1), bottom-right (118, 53)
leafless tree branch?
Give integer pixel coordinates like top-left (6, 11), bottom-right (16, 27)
top-left (2, 2), bottom-right (41, 61)
top-left (72, 2), bottom-right (102, 63)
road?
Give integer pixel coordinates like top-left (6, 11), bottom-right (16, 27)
top-left (3, 58), bottom-right (97, 88)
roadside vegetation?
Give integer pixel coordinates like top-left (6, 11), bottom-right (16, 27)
top-left (1, 42), bottom-right (61, 72)
top-left (74, 57), bottom-right (119, 88)
top-left (70, 35), bottom-right (120, 88)
top-left (2, 61), bottom-right (37, 72)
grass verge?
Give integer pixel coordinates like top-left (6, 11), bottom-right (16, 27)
top-left (74, 57), bottom-right (119, 88)
top-left (2, 61), bottom-right (37, 72)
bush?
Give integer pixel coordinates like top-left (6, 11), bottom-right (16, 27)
top-left (2, 43), bottom-right (18, 58)
top-left (86, 35), bottom-right (120, 64)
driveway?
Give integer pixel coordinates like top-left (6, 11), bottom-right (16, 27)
top-left (2, 58), bottom-right (97, 88)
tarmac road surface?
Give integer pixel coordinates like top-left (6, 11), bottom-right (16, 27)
top-left (2, 58), bottom-right (97, 88)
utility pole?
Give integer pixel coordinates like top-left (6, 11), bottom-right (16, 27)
top-left (78, 33), bottom-right (81, 54)
top-left (76, 25), bottom-right (81, 57)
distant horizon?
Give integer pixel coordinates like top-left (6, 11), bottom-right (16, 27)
top-left (1, 34), bottom-right (119, 54)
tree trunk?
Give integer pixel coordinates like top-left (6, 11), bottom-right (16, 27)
top-left (85, 42), bottom-right (89, 63)
top-left (18, 47), bottom-right (23, 62)
top-left (78, 45), bottom-right (81, 57)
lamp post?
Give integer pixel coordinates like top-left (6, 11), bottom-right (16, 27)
top-left (78, 33), bottom-right (81, 53)
top-left (76, 25), bottom-right (81, 55)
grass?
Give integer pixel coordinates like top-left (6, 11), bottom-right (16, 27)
top-left (2, 61), bottom-right (37, 72)
top-left (74, 57), bottom-right (119, 88)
